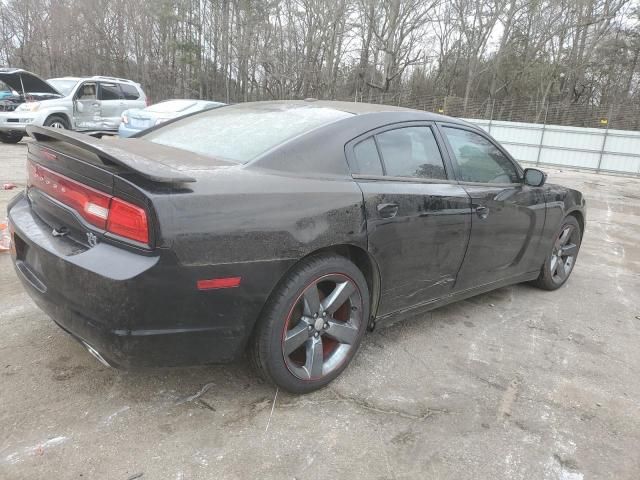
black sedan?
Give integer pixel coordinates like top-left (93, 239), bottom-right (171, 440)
top-left (7, 101), bottom-right (585, 393)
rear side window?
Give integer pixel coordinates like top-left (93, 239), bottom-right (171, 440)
top-left (376, 127), bottom-right (447, 180)
top-left (352, 138), bottom-right (383, 175)
top-left (99, 83), bottom-right (122, 101)
top-left (121, 84), bottom-right (140, 100)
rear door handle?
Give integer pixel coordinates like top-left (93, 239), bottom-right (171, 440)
top-left (474, 205), bottom-right (489, 219)
top-left (377, 203), bottom-right (399, 218)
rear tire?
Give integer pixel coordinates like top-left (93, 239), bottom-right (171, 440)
top-left (532, 215), bottom-right (582, 291)
top-left (0, 132), bottom-right (23, 144)
top-left (43, 115), bottom-right (70, 130)
top-left (250, 254), bottom-right (370, 394)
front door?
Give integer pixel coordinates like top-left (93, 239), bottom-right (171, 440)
top-left (438, 124), bottom-right (547, 290)
top-left (74, 82), bottom-right (101, 130)
top-left (346, 123), bottom-right (472, 316)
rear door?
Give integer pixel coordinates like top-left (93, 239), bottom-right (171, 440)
top-left (438, 124), bottom-right (547, 290)
top-left (346, 122), bottom-right (472, 316)
top-left (98, 82), bottom-right (125, 130)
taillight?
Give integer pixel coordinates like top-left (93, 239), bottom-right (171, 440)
top-left (28, 161), bottom-right (150, 245)
top-left (28, 162), bottom-right (111, 229)
top-left (106, 197), bottom-right (149, 244)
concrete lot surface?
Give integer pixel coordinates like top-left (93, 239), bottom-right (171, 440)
top-left (1, 140), bottom-right (639, 480)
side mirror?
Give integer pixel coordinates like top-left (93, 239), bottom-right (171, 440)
top-left (523, 168), bottom-right (546, 187)
top-left (75, 101), bottom-right (84, 113)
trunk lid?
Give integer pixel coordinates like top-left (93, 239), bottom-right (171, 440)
top-left (25, 126), bottom-right (235, 251)
top-left (127, 109), bottom-right (158, 130)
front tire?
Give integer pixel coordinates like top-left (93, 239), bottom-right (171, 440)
top-left (0, 132), bottom-right (23, 144)
top-left (43, 115), bottom-right (70, 130)
top-left (532, 215), bottom-right (582, 291)
top-left (250, 254), bottom-right (370, 394)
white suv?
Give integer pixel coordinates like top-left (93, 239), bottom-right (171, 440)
top-left (0, 69), bottom-right (147, 143)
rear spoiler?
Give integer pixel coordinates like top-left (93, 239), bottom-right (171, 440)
top-left (26, 126), bottom-right (196, 184)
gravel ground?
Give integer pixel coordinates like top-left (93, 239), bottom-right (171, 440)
top-left (1, 139), bottom-right (639, 480)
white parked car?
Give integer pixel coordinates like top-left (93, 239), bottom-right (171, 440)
top-left (118, 99), bottom-right (225, 137)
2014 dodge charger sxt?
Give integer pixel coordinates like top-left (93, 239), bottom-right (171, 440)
top-left (7, 100), bottom-right (585, 393)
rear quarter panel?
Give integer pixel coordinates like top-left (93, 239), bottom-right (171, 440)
top-left (148, 166), bottom-right (366, 345)
top-left (160, 167), bottom-right (367, 266)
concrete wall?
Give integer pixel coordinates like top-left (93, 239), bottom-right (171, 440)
top-left (464, 118), bottom-right (640, 176)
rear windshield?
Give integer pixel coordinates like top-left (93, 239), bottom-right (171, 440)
top-left (146, 100), bottom-right (197, 113)
top-left (141, 104), bottom-right (352, 163)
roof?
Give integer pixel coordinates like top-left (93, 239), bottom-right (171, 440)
top-left (47, 76), bottom-right (137, 84)
top-left (225, 99), bottom-right (470, 126)
top-left (47, 77), bottom-right (83, 82)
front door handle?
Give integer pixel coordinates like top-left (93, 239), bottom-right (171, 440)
top-left (475, 205), bottom-right (489, 219)
top-left (377, 203), bottom-right (399, 218)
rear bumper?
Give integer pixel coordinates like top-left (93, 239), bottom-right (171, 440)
top-left (8, 192), bottom-right (292, 368)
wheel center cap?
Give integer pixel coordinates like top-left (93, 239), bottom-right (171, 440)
top-left (314, 318), bottom-right (324, 331)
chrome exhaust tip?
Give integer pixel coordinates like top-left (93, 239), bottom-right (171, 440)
top-left (81, 341), bottom-right (111, 367)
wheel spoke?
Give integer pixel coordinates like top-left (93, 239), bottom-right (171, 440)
top-left (325, 319), bottom-right (358, 345)
top-left (550, 255), bottom-right (558, 274)
top-left (555, 258), bottom-right (567, 280)
top-left (558, 226), bottom-right (573, 246)
top-left (322, 281), bottom-right (355, 315)
top-left (303, 285), bottom-right (321, 316)
top-left (561, 243), bottom-right (578, 257)
top-left (284, 321), bottom-right (311, 355)
top-left (303, 337), bottom-right (324, 379)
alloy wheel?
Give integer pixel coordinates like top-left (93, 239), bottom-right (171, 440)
top-left (550, 224), bottom-right (579, 284)
top-left (49, 121), bottom-right (66, 129)
top-left (282, 273), bottom-right (363, 380)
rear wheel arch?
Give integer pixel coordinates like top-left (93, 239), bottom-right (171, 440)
top-left (249, 248), bottom-right (373, 392)
top-left (305, 244), bottom-right (382, 323)
top-left (251, 243), bottom-right (382, 342)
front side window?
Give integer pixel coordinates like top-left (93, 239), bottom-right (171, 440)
top-left (375, 126), bottom-right (447, 180)
top-left (443, 127), bottom-right (520, 183)
top-left (77, 83), bottom-right (96, 100)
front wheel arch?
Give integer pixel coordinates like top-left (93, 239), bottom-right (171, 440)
top-left (43, 113), bottom-right (71, 129)
top-left (567, 210), bottom-right (585, 237)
